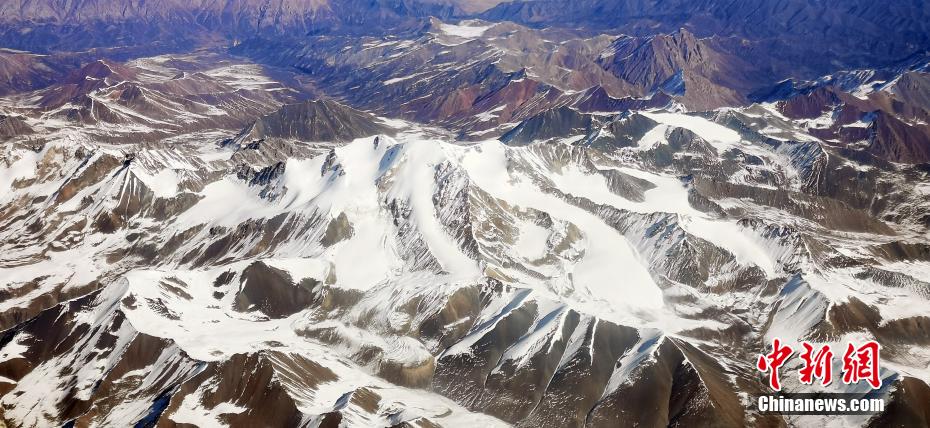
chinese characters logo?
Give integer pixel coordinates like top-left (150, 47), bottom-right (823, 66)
top-left (756, 339), bottom-right (881, 391)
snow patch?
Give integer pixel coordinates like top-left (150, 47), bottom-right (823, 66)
top-left (438, 22), bottom-right (493, 39)
top-left (641, 111), bottom-right (741, 152)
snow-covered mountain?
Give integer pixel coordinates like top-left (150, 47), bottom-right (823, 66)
top-left (1, 2), bottom-right (930, 427)
top-left (2, 83), bottom-right (930, 426)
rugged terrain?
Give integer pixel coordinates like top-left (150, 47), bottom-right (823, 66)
top-left (0, 1), bottom-right (929, 427)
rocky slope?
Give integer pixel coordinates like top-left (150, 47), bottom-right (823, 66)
top-left (0, 52), bottom-right (309, 144)
top-left (236, 99), bottom-right (392, 144)
top-left (232, 19), bottom-right (795, 138)
top-left (481, 0), bottom-right (930, 75)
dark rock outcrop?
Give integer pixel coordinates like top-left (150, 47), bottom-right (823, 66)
top-left (234, 261), bottom-right (319, 318)
top-left (238, 99), bottom-right (390, 143)
top-left (501, 106), bottom-right (595, 146)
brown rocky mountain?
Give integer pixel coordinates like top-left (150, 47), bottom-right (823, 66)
top-left (0, 50), bottom-right (76, 96)
top-left (764, 67), bottom-right (930, 165)
top-left (482, 0), bottom-right (930, 74)
top-left (0, 53), bottom-right (306, 142)
top-left (597, 28), bottom-right (768, 110)
top-left (422, 0), bottom-right (508, 14)
top-left (868, 112), bottom-right (930, 164)
top-left (237, 99), bottom-right (391, 144)
top-left (0, 114), bottom-right (32, 141)
top-left (231, 19), bottom-right (797, 139)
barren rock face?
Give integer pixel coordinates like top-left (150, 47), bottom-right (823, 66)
top-left (0, 2), bottom-right (929, 428)
top-left (238, 99), bottom-right (393, 143)
top-left (234, 261), bottom-right (320, 318)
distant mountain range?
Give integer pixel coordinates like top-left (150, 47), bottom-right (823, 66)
top-left (2, 0), bottom-right (928, 69)
top-left (0, 0), bottom-right (454, 51)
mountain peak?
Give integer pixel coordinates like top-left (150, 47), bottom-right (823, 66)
top-left (239, 99), bottom-right (392, 143)
top-left (65, 59), bottom-right (136, 84)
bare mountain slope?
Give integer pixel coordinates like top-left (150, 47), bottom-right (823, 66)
top-left (237, 99), bottom-right (391, 143)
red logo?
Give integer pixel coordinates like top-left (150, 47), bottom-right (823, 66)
top-left (841, 341), bottom-right (881, 389)
top-left (799, 342), bottom-right (833, 386)
top-left (757, 339), bottom-right (882, 391)
top-left (757, 338), bottom-right (793, 391)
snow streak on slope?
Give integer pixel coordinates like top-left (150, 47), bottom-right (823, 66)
top-left (389, 141), bottom-right (480, 278)
top-left (611, 166), bottom-right (778, 277)
top-left (458, 141), bottom-right (665, 313)
top-left (545, 158), bottom-right (779, 277)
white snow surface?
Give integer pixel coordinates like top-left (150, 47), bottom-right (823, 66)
top-left (457, 142), bottom-right (665, 313)
top-left (641, 111), bottom-right (741, 152)
top-left (438, 21), bottom-right (494, 39)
